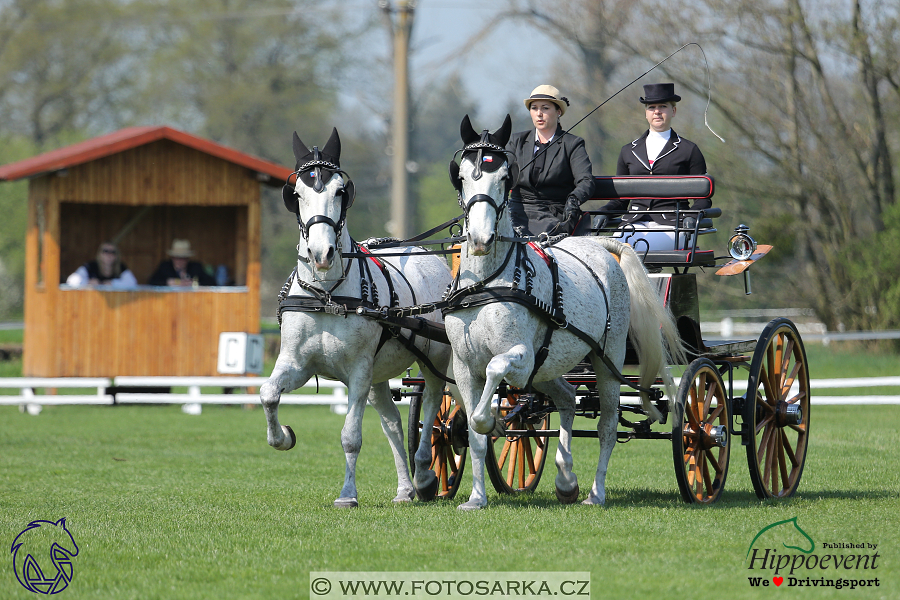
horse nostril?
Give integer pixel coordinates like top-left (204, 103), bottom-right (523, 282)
top-left (326, 247), bottom-right (334, 261)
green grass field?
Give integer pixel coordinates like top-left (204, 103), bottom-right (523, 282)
top-left (2, 332), bottom-right (898, 598)
top-left (2, 400), bottom-right (898, 599)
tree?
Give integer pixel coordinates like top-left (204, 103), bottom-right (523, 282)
top-left (0, 0), bottom-right (139, 148)
top-left (635, 0), bottom-right (900, 331)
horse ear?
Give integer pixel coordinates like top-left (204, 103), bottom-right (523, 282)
top-left (460, 114), bottom-right (479, 145)
top-left (292, 131), bottom-right (307, 162)
top-left (322, 127), bottom-right (341, 163)
top-left (282, 184), bottom-right (299, 214)
top-left (448, 159), bottom-right (462, 193)
top-left (493, 114), bottom-right (512, 147)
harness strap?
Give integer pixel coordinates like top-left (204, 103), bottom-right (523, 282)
top-left (277, 241), bottom-right (453, 384)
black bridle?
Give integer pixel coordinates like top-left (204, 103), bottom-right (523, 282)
top-left (282, 146), bottom-right (357, 242)
top-left (449, 132), bottom-right (519, 240)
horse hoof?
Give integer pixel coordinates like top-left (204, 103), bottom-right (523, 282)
top-left (457, 501), bottom-right (485, 511)
top-left (334, 497), bottom-right (359, 508)
top-left (282, 425), bottom-right (296, 450)
top-left (581, 494), bottom-right (605, 506)
top-left (393, 489), bottom-right (415, 503)
top-left (416, 471), bottom-right (439, 502)
top-left (556, 484), bottom-right (580, 504)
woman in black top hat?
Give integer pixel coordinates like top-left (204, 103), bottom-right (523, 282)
top-left (598, 83), bottom-right (709, 251)
top-left (506, 84), bottom-right (595, 236)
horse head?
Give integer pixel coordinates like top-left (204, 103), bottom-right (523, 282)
top-left (450, 114), bottom-right (516, 255)
top-left (282, 128), bottom-right (356, 273)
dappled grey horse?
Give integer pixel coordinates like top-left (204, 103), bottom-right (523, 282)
top-left (418, 115), bottom-right (683, 509)
top-left (261, 128), bottom-right (452, 507)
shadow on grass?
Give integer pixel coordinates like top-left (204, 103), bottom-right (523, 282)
top-left (402, 486), bottom-right (898, 512)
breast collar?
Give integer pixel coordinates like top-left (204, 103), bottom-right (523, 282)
top-left (277, 240), bottom-right (398, 325)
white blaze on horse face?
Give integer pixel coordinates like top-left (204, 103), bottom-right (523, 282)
top-left (296, 174), bottom-right (345, 272)
top-left (460, 156), bottom-right (509, 255)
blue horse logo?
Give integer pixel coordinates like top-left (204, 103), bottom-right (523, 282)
top-left (11, 518), bottom-right (79, 594)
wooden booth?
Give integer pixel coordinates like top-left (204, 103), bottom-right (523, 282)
top-left (0, 126), bottom-right (292, 377)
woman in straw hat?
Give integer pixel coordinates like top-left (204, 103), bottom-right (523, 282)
top-left (506, 84), bottom-right (595, 236)
top-left (148, 239), bottom-right (216, 286)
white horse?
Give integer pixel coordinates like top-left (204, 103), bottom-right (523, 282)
top-left (260, 129), bottom-right (452, 507)
top-left (430, 115), bottom-right (683, 509)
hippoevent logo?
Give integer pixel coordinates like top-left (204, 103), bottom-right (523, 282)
top-left (745, 517), bottom-right (880, 590)
top-left (10, 518), bottom-right (79, 594)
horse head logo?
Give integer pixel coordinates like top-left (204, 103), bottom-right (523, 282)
top-left (11, 518), bottom-right (79, 594)
top-left (747, 516), bottom-right (815, 558)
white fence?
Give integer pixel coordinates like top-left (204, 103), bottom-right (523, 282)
top-left (2, 376), bottom-right (899, 414)
top-left (0, 376), bottom-right (393, 411)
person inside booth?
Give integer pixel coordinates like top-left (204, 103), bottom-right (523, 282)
top-left (65, 241), bottom-right (138, 289)
top-left (148, 239), bottom-right (216, 287)
top-left (596, 82), bottom-right (710, 251)
top-left (506, 84), bottom-right (595, 236)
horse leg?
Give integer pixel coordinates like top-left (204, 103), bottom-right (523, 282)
top-left (367, 381), bottom-right (415, 503)
top-left (534, 377), bottom-right (580, 503)
top-left (260, 360), bottom-right (313, 451)
top-left (452, 360), bottom-right (490, 510)
top-left (412, 370), bottom-right (448, 502)
top-left (470, 344), bottom-right (531, 435)
top-left (582, 358), bottom-right (620, 506)
top-left (335, 373), bottom-right (374, 508)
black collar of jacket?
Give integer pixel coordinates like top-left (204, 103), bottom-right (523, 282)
top-left (630, 129), bottom-right (682, 171)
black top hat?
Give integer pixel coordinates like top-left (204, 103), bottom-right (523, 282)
top-left (640, 83), bottom-right (681, 104)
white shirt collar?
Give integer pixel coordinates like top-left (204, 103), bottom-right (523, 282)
top-left (534, 130), bottom-right (556, 147)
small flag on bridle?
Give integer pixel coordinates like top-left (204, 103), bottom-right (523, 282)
top-left (482, 156), bottom-right (493, 162)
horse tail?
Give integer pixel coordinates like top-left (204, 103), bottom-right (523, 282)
top-left (590, 237), bottom-right (686, 421)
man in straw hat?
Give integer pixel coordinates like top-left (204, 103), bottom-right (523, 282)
top-left (148, 239), bottom-right (216, 286)
top-left (597, 83), bottom-right (710, 250)
top-left (506, 84), bottom-right (595, 236)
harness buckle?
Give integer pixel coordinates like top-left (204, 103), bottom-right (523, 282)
top-left (324, 303), bottom-right (346, 316)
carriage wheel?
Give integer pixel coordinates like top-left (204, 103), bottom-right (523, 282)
top-left (744, 318), bottom-right (810, 499)
top-left (672, 358), bottom-right (730, 504)
top-left (407, 385), bottom-right (466, 500)
top-left (485, 391), bottom-right (551, 494)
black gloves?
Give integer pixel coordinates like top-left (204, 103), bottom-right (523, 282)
top-left (563, 197), bottom-right (581, 222)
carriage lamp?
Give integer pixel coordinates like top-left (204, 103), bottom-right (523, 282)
top-left (728, 225), bottom-right (757, 295)
top-left (728, 224), bottom-right (757, 261)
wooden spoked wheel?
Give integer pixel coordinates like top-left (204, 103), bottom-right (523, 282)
top-left (744, 318), bottom-right (811, 499)
top-left (407, 386), bottom-right (466, 500)
top-left (672, 358), bottom-right (730, 504)
top-left (485, 391), bottom-right (551, 494)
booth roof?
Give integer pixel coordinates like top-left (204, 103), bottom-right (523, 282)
top-left (0, 126), bottom-right (293, 186)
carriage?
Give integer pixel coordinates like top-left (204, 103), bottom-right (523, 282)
top-left (269, 121), bottom-right (810, 508)
top-left (399, 173), bottom-right (810, 505)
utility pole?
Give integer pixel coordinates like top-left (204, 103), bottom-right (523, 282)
top-left (379, 0), bottom-right (414, 240)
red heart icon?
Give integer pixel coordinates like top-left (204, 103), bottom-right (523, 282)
top-left (773, 577), bottom-right (784, 586)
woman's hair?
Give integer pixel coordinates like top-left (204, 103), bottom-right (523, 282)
top-left (95, 242), bottom-right (123, 278)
